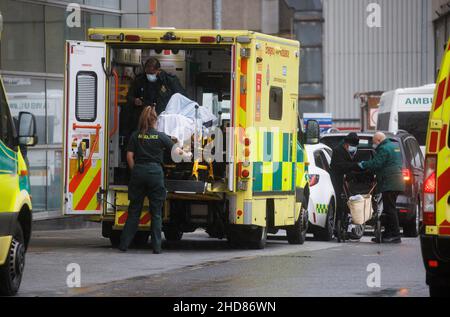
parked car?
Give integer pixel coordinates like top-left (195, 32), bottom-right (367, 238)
top-left (321, 130), bottom-right (424, 237)
top-left (305, 144), bottom-right (337, 241)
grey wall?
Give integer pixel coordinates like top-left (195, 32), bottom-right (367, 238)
top-left (121, 0), bottom-right (263, 30)
top-left (323, 0), bottom-right (434, 128)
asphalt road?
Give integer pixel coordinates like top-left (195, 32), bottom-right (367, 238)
top-left (19, 225), bottom-right (429, 297)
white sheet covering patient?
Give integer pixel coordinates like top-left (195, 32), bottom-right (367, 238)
top-left (157, 93), bottom-right (217, 146)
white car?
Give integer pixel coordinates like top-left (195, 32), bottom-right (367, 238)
top-left (305, 143), bottom-right (337, 241)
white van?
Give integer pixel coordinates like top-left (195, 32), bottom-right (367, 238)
top-left (377, 84), bottom-right (435, 151)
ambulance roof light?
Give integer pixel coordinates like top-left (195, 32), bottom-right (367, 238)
top-left (125, 34), bottom-right (140, 41)
top-left (200, 36), bottom-right (216, 43)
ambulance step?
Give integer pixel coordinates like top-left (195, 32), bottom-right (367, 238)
top-left (165, 180), bottom-right (208, 194)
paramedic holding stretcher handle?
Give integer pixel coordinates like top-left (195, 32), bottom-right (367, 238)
top-left (119, 107), bottom-right (191, 253)
top-left (358, 132), bottom-right (405, 244)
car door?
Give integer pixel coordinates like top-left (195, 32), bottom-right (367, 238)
top-left (311, 149), bottom-right (332, 225)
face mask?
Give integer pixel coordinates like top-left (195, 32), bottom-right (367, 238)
top-left (372, 143), bottom-right (379, 149)
top-left (147, 74), bottom-right (158, 82)
top-left (348, 146), bottom-right (357, 154)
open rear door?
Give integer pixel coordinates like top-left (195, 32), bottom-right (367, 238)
top-left (63, 41), bottom-right (106, 215)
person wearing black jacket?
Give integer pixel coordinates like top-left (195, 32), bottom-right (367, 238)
top-left (126, 57), bottom-right (186, 137)
top-left (330, 133), bottom-right (362, 223)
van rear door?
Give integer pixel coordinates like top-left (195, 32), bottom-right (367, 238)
top-left (63, 41), bottom-right (106, 215)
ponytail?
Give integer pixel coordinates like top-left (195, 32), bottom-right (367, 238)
top-left (138, 106), bottom-right (158, 135)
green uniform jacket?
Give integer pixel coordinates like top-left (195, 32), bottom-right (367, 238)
top-left (361, 139), bottom-right (405, 193)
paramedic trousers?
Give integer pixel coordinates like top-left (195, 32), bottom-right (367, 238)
top-left (119, 163), bottom-right (166, 252)
top-left (382, 191), bottom-right (401, 238)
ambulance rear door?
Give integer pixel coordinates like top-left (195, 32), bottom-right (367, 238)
top-left (63, 41), bottom-right (107, 215)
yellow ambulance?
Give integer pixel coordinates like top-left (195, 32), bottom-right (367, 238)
top-left (63, 28), bottom-right (318, 249)
top-left (0, 21), bottom-right (38, 296)
top-left (421, 38), bottom-right (450, 297)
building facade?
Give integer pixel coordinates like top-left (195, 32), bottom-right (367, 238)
top-left (0, 0), bottom-right (121, 218)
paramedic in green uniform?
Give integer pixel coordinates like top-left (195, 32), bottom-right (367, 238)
top-left (119, 106), bottom-right (189, 253)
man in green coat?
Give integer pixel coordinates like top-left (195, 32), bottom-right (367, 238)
top-left (359, 132), bottom-right (405, 243)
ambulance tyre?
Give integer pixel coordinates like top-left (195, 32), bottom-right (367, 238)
top-left (109, 230), bottom-right (122, 248)
top-left (133, 232), bottom-right (150, 247)
top-left (164, 228), bottom-right (183, 242)
top-left (0, 224), bottom-right (25, 296)
top-left (287, 205), bottom-right (308, 245)
top-left (227, 226), bottom-right (267, 249)
top-left (246, 225), bottom-right (268, 250)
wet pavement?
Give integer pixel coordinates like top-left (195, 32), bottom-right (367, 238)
top-left (19, 226), bottom-right (428, 297)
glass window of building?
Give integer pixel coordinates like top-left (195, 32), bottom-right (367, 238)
top-left (0, 1), bottom-right (45, 72)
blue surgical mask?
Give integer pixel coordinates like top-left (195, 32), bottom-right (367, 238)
top-left (147, 74), bottom-right (158, 82)
top-left (348, 146), bottom-right (357, 154)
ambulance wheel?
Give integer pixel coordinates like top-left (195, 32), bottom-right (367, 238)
top-left (0, 224), bottom-right (25, 296)
top-left (227, 226), bottom-right (267, 249)
top-left (109, 230), bottom-right (122, 248)
top-left (287, 205), bottom-right (308, 245)
top-left (133, 232), bottom-right (150, 247)
top-left (246, 225), bottom-right (268, 250)
top-left (164, 228), bottom-right (183, 242)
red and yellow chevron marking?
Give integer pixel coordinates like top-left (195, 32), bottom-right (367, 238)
top-left (238, 57), bottom-right (248, 129)
top-left (115, 211), bottom-right (151, 228)
top-left (69, 159), bottom-right (102, 211)
top-left (427, 39), bottom-right (450, 235)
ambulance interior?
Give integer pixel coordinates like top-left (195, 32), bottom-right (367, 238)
top-left (108, 46), bottom-right (233, 188)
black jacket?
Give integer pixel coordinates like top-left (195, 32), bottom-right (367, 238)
top-left (330, 143), bottom-right (361, 194)
top-left (126, 71), bottom-right (186, 136)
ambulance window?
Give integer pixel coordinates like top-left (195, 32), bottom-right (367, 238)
top-left (75, 71), bottom-right (97, 122)
top-left (269, 86), bottom-right (283, 120)
top-left (0, 85), bottom-right (15, 149)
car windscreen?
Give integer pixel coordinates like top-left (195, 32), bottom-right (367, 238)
top-left (398, 111), bottom-right (429, 146)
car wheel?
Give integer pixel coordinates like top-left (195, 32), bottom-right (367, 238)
top-left (0, 224), bottom-right (26, 296)
top-left (109, 230), bottom-right (122, 247)
top-left (403, 201), bottom-right (419, 238)
top-left (287, 204), bottom-right (308, 245)
top-left (314, 201), bottom-right (335, 241)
